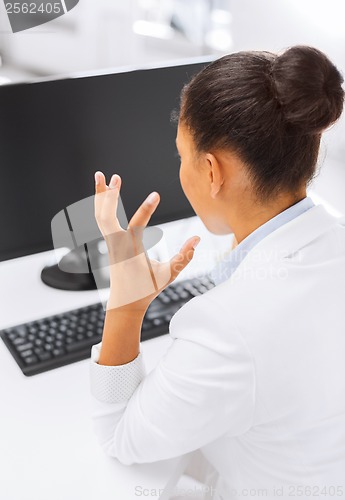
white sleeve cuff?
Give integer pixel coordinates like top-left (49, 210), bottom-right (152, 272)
top-left (90, 342), bottom-right (146, 404)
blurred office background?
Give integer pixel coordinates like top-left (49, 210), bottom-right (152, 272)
top-left (0, 0), bottom-right (344, 213)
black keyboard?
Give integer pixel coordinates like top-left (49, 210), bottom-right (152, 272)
top-left (0, 274), bottom-right (215, 376)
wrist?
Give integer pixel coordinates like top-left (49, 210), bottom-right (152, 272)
top-left (106, 302), bottom-right (148, 321)
top-left (98, 306), bottom-right (145, 365)
top-left (107, 254), bottom-right (157, 310)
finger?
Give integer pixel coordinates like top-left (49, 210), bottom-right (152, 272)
top-left (169, 236), bottom-right (201, 282)
top-left (109, 173), bottom-right (122, 191)
top-left (101, 174), bottom-right (123, 233)
top-left (94, 171), bottom-right (106, 194)
top-left (128, 191), bottom-right (160, 230)
top-left (95, 173), bottom-right (122, 234)
top-left (94, 171), bottom-right (122, 193)
top-left (94, 171), bottom-right (107, 226)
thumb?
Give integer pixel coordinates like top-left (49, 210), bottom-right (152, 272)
top-left (169, 236), bottom-right (201, 282)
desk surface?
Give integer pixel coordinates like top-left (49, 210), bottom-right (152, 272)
top-left (0, 217), bottom-right (231, 500)
top-left (0, 249), bottom-right (184, 500)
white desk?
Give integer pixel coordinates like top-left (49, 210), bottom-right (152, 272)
top-left (0, 218), bottom-right (232, 500)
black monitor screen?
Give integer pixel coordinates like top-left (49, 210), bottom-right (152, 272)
top-left (0, 60), bottom-right (210, 262)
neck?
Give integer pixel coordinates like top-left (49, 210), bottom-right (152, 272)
top-left (231, 190), bottom-right (307, 244)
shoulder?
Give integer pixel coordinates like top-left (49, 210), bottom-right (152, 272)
top-left (170, 283), bottom-right (232, 332)
top-left (168, 282), bottom-right (251, 356)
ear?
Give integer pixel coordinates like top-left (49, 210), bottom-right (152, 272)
top-left (206, 153), bottom-right (224, 199)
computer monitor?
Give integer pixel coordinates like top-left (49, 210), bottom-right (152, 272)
top-left (0, 58), bottom-right (211, 288)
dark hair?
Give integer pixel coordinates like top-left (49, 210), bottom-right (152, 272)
top-left (178, 45), bottom-right (344, 204)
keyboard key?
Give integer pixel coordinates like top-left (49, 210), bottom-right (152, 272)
top-left (16, 326), bottom-right (28, 338)
top-left (153, 318), bottom-right (164, 326)
top-left (37, 351), bottom-right (52, 362)
top-left (142, 320), bottom-right (151, 331)
top-left (12, 337), bottom-right (26, 346)
top-left (146, 311), bottom-right (162, 320)
top-left (52, 349), bottom-right (65, 357)
top-left (17, 342), bottom-right (34, 352)
top-left (66, 339), bottom-right (94, 353)
top-left (20, 349), bottom-right (34, 358)
top-left (191, 278), bottom-right (203, 287)
top-left (24, 356), bottom-right (38, 365)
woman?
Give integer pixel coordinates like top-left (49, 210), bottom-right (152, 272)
top-left (90, 45), bottom-right (345, 499)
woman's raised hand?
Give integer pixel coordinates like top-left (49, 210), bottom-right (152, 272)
top-left (94, 171), bottom-right (200, 312)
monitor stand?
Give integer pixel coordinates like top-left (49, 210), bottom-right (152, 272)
top-left (41, 241), bottom-right (109, 291)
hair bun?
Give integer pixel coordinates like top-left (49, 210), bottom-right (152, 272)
top-left (271, 45), bottom-right (344, 134)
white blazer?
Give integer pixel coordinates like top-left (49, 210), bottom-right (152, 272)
top-left (90, 204), bottom-right (345, 500)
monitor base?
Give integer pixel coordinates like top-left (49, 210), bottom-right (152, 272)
top-left (41, 243), bottom-right (109, 291)
top-left (41, 264), bottom-right (101, 291)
